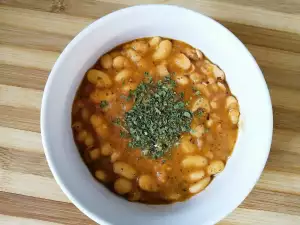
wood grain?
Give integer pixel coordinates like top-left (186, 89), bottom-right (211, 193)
top-left (0, 0), bottom-right (300, 224)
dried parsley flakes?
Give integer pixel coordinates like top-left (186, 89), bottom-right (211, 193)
top-left (124, 75), bottom-right (192, 159)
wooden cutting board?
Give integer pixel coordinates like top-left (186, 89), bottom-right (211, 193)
top-left (1, 1), bottom-right (300, 224)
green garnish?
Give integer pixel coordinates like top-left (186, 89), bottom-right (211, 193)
top-left (124, 75), bottom-right (192, 159)
top-left (99, 100), bottom-right (108, 108)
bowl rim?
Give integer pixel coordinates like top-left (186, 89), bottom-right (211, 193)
top-left (41, 4), bottom-right (273, 225)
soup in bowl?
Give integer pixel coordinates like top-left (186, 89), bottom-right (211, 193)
top-left (72, 37), bottom-right (240, 204)
top-left (41, 5), bottom-right (272, 225)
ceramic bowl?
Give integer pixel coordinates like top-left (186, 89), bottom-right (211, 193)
top-left (41, 5), bottom-right (273, 225)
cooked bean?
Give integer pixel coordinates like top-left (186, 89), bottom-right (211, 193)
top-left (153, 40), bottom-right (172, 61)
top-left (226, 96), bottom-right (238, 109)
top-left (113, 56), bottom-right (130, 70)
top-left (181, 155), bottom-right (208, 168)
top-left (110, 152), bottom-right (121, 163)
top-left (89, 148), bottom-right (101, 160)
top-left (101, 142), bottom-right (114, 156)
top-left (77, 130), bottom-right (87, 142)
top-left (128, 190), bottom-right (141, 201)
top-left (187, 170), bottom-right (205, 182)
top-left (189, 177), bottom-right (211, 193)
top-left (131, 40), bottom-right (149, 55)
top-left (180, 139), bottom-right (197, 153)
top-left (95, 170), bottom-right (108, 182)
top-left (191, 125), bottom-right (205, 138)
top-left (72, 121), bottom-right (83, 132)
top-left (115, 69), bottom-right (132, 83)
top-left (164, 192), bottom-right (181, 201)
top-left (87, 69), bottom-right (112, 88)
top-left (138, 175), bottom-right (159, 192)
top-left (190, 97), bottom-right (210, 112)
top-left (84, 133), bottom-right (94, 147)
top-left (228, 108), bottom-right (240, 125)
top-left (100, 54), bottom-right (113, 69)
top-left (189, 72), bottom-right (203, 84)
top-left (81, 108), bottom-right (90, 121)
top-left (113, 162), bottom-right (137, 180)
top-left (175, 75), bottom-right (189, 86)
top-left (156, 63), bottom-right (169, 77)
top-left (174, 53), bottom-right (191, 70)
top-left (207, 160), bottom-right (225, 175)
top-left (195, 83), bottom-right (211, 98)
top-left (114, 178), bottom-right (132, 195)
top-left (213, 65), bottom-right (225, 80)
top-left (125, 49), bottom-right (141, 62)
top-left (149, 36), bottom-right (161, 47)
top-left (90, 89), bottom-right (116, 103)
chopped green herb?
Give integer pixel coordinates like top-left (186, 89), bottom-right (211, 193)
top-left (194, 110), bottom-right (204, 117)
top-left (99, 100), bottom-right (108, 108)
top-left (124, 75), bottom-right (192, 159)
top-left (112, 118), bottom-right (121, 125)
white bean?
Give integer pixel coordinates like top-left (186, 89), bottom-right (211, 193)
top-left (153, 40), bottom-right (172, 61)
top-left (115, 69), bottom-right (132, 83)
top-left (113, 162), bottom-right (137, 180)
top-left (228, 108), bottom-right (240, 125)
top-left (89, 148), bottom-right (100, 160)
top-left (101, 143), bottom-right (114, 156)
top-left (138, 175), bottom-right (159, 192)
top-left (95, 170), bottom-right (108, 182)
top-left (181, 155), bottom-right (208, 168)
top-left (191, 125), bottom-right (205, 138)
top-left (125, 49), bottom-right (141, 62)
top-left (87, 69), bottom-right (113, 88)
top-left (174, 53), bottom-right (191, 70)
top-left (113, 56), bottom-right (130, 70)
top-left (114, 178), bottom-right (132, 195)
top-left (226, 96), bottom-right (238, 109)
top-left (213, 65), bottom-right (225, 80)
top-left (175, 75), bottom-right (189, 86)
top-left (100, 54), bottom-right (113, 69)
top-left (149, 36), bottom-right (161, 47)
top-left (187, 170), bottom-right (205, 182)
top-left (189, 177), bottom-right (211, 193)
top-left (207, 160), bottom-right (225, 175)
top-left (191, 97), bottom-right (210, 113)
top-left (156, 63), bottom-right (169, 77)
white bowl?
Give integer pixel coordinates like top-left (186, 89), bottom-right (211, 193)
top-left (41, 5), bottom-right (273, 225)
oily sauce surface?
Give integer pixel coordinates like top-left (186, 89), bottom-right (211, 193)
top-left (72, 37), bottom-right (239, 204)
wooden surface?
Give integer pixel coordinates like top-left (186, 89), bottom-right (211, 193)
top-left (0, 0), bottom-right (300, 224)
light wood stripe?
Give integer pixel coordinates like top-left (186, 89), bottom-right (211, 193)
top-left (273, 107), bottom-right (300, 132)
top-left (0, 215), bottom-right (62, 225)
top-left (0, 45), bottom-right (58, 71)
top-left (0, 64), bottom-right (48, 91)
top-left (0, 169), bottom-right (69, 202)
top-left (0, 5), bottom-right (93, 37)
top-left (248, 44), bottom-right (300, 72)
top-left (0, 127), bottom-right (42, 154)
top-left (92, 0), bottom-right (300, 34)
top-left (0, 106), bottom-right (40, 133)
top-left (0, 84), bottom-right (42, 110)
top-left (270, 86), bottom-right (300, 112)
top-left (241, 188), bottom-right (300, 216)
top-left (219, 207), bottom-right (300, 225)
top-left (0, 192), bottom-right (94, 225)
top-left (257, 170), bottom-right (300, 195)
top-left (0, 147), bottom-right (52, 178)
top-left (272, 129), bottom-right (300, 155)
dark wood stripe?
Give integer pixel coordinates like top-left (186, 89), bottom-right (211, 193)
top-left (0, 147), bottom-right (52, 178)
top-left (0, 105), bottom-right (40, 133)
top-left (273, 106), bottom-right (300, 132)
top-left (0, 191), bottom-right (96, 225)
